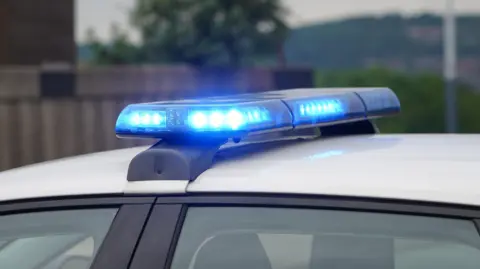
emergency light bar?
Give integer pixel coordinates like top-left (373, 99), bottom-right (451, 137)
top-left (115, 87), bottom-right (400, 139)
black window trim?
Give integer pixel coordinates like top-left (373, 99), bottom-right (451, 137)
top-left (474, 219), bottom-right (480, 234)
top-left (90, 203), bottom-right (154, 269)
top-left (0, 195), bottom-right (156, 215)
top-left (129, 204), bottom-right (186, 269)
top-left (155, 194), bottom-right (480, 219)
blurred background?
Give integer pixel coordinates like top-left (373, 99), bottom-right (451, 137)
top-left (0, 0), bottom-right (479, 171)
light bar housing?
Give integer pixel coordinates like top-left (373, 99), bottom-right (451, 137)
top-left (115, 87), bottom-right (400, 139)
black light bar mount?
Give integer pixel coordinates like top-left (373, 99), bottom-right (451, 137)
top-left (127, 138), bottom-right (225, 182)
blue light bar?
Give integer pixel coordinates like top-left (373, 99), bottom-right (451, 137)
top-left (115, 100), bottom-right (292, 138)
top-left (355, 88), bottom-right (401, 116)
top-left (281, 90), bottom-right (365, 127)
top-left (115, 87), bottom-right (400, 139)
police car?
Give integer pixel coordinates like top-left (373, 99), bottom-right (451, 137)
top-left (0, 88), bottom-right (479, 269)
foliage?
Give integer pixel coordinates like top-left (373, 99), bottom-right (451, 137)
top-left (315, 68), bottom-right (480, 133)
top-left (285, 14), bottom-right (480, 69)
top-left (126, 0), bottom-right (289, 67)
top-left (85, 25), bottom-right (141, 65)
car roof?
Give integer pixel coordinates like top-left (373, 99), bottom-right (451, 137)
top-left (0, 134), bottom-right (480, 206)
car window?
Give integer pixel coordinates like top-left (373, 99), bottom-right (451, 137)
top-left (170, 207), bottom-right (480, 269)
top-left (0, 208), bottom-right (117, 269)
top-left (0, 240), bottom-right (9, 250)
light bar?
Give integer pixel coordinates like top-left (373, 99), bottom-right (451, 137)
top-left (355, 88), bottom-right (401, 116)
top-left (115, 87), bottom-right (400, 139)
top-left (115, 100), bottom-right (292, 138)
top-left (282, 91), bottom-right (365, 127)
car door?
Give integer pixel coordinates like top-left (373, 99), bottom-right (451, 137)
top-left (0, 196), bottom-right (155, 269)
top-left (130, 195), bottom-right (480, 269)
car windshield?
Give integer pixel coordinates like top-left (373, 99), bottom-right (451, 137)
top-left (171, 207), bottom-right (480, 269)
top-left (0, 209), bottom-right (117, 269)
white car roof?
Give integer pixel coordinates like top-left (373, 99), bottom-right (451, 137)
top-left (1, 134), bottom-right (480, 206)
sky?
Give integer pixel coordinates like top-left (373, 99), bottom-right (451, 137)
top-left (76, 0), bottom-right (480, 42)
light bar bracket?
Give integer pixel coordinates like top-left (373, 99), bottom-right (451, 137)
top-left (127, 138), bottom-right (225, 182)
top-left (320, 120), bottom-right (378, 137)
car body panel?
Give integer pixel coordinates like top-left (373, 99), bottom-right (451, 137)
top-left (0, 134), bottom-right (479, 206)
top-left (0, 147), bottom-right (148, 202)
top-left (188, 134), bottom-right (480, 206)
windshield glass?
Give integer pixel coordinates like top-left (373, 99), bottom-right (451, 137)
top-left (171, 207), bottom-right (480, 269)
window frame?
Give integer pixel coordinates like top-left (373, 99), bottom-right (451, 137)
top-left (130, 194), bottom-right (480, 269)
top-left (0, 195), bottom-right (156, 269)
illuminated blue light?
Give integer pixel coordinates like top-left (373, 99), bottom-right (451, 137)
top-left (115, 87), bottom-right (401, 139)
top-left (298, 99), bottom-right (344, 117)
top-left (130, 113), bottom-right (141, 125)
top-left (209, 111), bottom-right (224, 128)
top-left (226, 109), bottom-right (244, 129)
top-left (115, 100), bottom-right (291, 138)
top-left (188, 107), bottom-right (269, 131)
top-left (191, 112), bottom-right (208, 129)
top-left (284, 93), bottom-right (366, 127)
top-left (124, 111), bottom-right (166, 129)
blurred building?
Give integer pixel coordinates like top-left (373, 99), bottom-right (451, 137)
top-left (0, 0), bottom-right (75, 66)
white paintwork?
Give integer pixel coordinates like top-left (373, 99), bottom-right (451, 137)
top-left (1, 134), bottom-right (480, 206)
top-left (0, 145), bottom-right (191, 202)
top-left (0, 146), bottom-right (148, 202)
top-left (124, 180), bottom-right (189, 194)
top-left (188, 134), bottom-right (480, 206)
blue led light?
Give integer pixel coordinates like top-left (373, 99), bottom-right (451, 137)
top-left (226, 109), bottom-right (244, 130)
top-left (190, 112), bottom-right (207, 129)
top-left (283, 92), bottom-right (366, 127)
top-left (186, 107), bottom-right (269, 131)
top-left (292, 98), bottom-right (349, 124)
top-left (126, 111), bottom-right (166, 128)
top-left (115, 88), bottom-right (400, 139)
top-left (298, 99), bottom-right (344, 117)
top-left (115, 100), bottom-right (292, 138)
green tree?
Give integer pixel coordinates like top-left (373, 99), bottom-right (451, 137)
top-left (131, 0), bottom-right (289, 67)
top-left (86, 24), bottom-right (141, 65)
top-left (316, 68), bottom-right (480, 133)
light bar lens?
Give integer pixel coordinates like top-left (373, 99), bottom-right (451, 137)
top-left (355, 88), bottom-right (401, 115)
top-left (115, 100), bottom-right (292, 138)
top-left (284, 92), bottom-right (366, 126)
top-left (299, 99), bottom-right (344, 117)
top-left (129, 111), bottom-right (166, 128)
top-left (115, 87), bottom-right (400, 139)
top-left (187, 107), bottom-right (271, 131)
